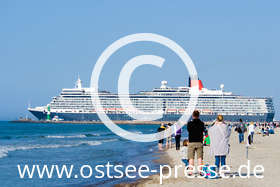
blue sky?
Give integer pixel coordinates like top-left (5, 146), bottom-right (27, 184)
top-left (0, 0), bottom-right (279, 120)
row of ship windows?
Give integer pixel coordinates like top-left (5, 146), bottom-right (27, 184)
top-left (55, 98), bottom-right (269, 103)
top-left (49, 108), bottom-right (268, 116)
top-left (50, 102), bottom-right (269, 108)
top-left (50, 105), bottom-right (268, 110)
top-left (51, 104), bottom-right (271, 110)
top-left (51, 100), bottom-right (268, 106)
top-left (54, 96), bottom-right (271, 102)
top-left (59, 94), bottom-right (272, 99)
top-left (51, 100), bottom-right (269, 105)
top-left (53, 102), bottom-right (270, 107)
top-left (50, 107), bottom-right (267, 112)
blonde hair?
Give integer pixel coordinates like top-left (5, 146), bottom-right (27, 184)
top-left (217, 115), bottom-right (224, 122)
top-left (183, 139), bottom-right (189, 146)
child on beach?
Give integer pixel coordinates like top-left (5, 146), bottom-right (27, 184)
top-left (203, 130), bottom-right (210, 146)
top-left (181, 139), bottom-right (189, 166)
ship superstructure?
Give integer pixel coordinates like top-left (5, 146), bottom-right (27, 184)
top-left (28, 77), bottom-right (275, 122)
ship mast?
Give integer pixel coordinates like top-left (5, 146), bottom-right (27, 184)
top-left (75, 75), bottom-right (82, 89)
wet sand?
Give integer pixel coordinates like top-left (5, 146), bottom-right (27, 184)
top-left (132, 128), bottom-right (280, 187)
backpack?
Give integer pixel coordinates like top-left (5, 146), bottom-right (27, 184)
top-left (235, 127), bottom-right (242, 133)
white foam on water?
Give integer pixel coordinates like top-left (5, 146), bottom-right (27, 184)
top-left (0, 140), bottom-right (102, 159)
top-left (0, 149), bottom-right (8, 159)
top-left (103, 138), bottom-right (118, 143)
top-left (46, 134), bottom-right (87, 139)
top-left (80, 141), bottom-right (102, 146)
top-left (45, 133), bottom-right (101, 138)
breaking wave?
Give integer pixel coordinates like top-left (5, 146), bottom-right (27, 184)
top-left (0, 140), bottom-right (102, 159)
top-left (44, 133), bottom-right (100, 139)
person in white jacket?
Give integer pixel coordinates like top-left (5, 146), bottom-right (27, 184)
top-left (208, 115), bottom-right (231, 171)
top-left (248, 122), bottom-right (255, 145)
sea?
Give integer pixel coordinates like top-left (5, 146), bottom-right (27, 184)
top-left (0, 121), bottom-right (188, 187)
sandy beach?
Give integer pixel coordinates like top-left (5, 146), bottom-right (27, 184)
top-left (131, 128), bottom-right (280, 187)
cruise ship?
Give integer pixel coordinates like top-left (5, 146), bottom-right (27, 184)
top-left (28, 77), bottom-right (275, 122)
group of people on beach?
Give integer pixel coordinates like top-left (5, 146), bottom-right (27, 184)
top-left (157, 122), bottom-right (182, 151)
top-left (235, 119), bottom-right (277, 145)
top-left (157, 110), bottom-right (278, 174)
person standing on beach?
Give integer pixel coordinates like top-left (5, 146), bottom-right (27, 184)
top-left (187, 110), bottom-right (205, 170)
top-left (235, 119), bottom-right (246, 143)
top-left (157, 123), bottom-right (166, 151)
top-left (248, 122), bottom-right (255, 145)
top-left (208, 115), bottom-right (231, 172)
top-left (165, 123), bottom-right (172, 149)
top-left (174, 123), bottom-right (182, 150)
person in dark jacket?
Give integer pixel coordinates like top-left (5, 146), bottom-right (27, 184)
top-left (235, 119), bottom-right (246, 143)
top-left (187, 110), bottom-right (205, 170)
top-left (174, 123), bottom-right (182, 150)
